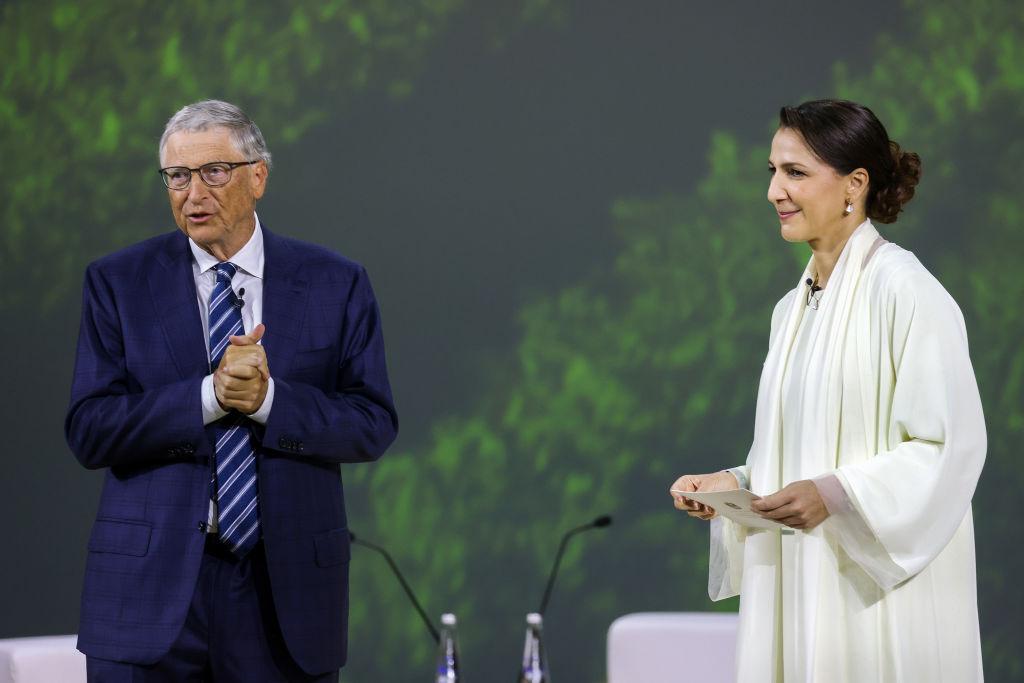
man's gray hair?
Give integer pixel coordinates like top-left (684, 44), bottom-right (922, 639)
top-left (159, 100), bottom-right (272, 169)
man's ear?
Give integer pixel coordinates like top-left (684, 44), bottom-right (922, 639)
top-left (251, 160), bottom-right (268, 201)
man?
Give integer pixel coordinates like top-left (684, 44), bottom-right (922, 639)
top-left (65, 100), bottom-right (398, 681)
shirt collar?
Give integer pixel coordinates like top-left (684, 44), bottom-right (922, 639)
top-left (188, 213), bottom-right (265, 279)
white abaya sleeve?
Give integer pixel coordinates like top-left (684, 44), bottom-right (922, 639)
top-left (707, 291), bottom-right (797, 600)
top-left (822, 267), bottom-right (986, 591)
top-left (709, 516), bottom-right (746, 600)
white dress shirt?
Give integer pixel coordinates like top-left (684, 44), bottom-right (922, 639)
top-left (189, 213), bottom-right (275, 529)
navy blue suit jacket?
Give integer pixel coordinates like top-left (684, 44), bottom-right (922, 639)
top-left (65, 226), bottom-right (398, 674)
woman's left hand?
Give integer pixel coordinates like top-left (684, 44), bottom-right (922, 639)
top-left (751, 480), bottom-right (830, 530)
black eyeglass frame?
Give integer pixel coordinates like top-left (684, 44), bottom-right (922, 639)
top-left (157, 160), bottom-right (260, 189)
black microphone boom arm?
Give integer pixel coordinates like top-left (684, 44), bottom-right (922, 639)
top-left (537, 515), bottom-right (613, 615)
top-left (349, 531), bottom-right (440, 643)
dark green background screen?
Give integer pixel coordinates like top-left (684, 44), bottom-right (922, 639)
top-left (2, 1), bottom-right (1021, 680)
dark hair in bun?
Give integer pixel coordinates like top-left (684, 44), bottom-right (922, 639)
top-left (779, 99), bottom-right (922, 224)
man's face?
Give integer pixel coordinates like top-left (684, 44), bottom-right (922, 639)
top-left (161, 127), bottom-right (267, 259)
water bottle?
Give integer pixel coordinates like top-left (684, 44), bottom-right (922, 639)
top-left (434, 613), bottom-right (461, 682)
top-left (518, 612), bottom-right (550, 683)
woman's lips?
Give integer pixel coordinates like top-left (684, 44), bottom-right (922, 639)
top-left (778, 210), bottom-right (800, 220)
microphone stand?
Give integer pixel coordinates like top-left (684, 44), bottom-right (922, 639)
top-left (514, 516), bottom-right (612, 682)
top-left (349, 531), bottom-right (440, 643)
top-left (538, 515), bottom-right (613, 615)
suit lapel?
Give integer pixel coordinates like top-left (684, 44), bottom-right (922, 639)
top-left (149, 231), bottom-right (210, 379)
top-left (261, 227), bottom-right (309, 378)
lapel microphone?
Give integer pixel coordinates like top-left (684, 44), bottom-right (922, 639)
top-left (232, 287), bottom-right (246, 309)
top-left (805, 278), bottom-right (822, 308)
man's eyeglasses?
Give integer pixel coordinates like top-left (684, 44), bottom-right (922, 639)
top-left (158, 160), bottom-right (259, 190)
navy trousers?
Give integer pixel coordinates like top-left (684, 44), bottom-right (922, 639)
top-left (86, 538), bottom-right (339, 683)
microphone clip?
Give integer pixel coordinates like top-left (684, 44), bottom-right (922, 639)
top-left (805, 277), bottom-right (823, 310)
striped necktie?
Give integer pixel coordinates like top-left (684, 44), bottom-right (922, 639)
top-left (209, 262), bottom-right (261, 557)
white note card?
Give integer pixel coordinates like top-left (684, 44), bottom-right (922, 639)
top-left (671, 488), bottom-right (788, 530)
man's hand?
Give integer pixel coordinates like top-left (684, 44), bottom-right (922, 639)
top-left (214, 324), bottom-right (270, 414)
top-left (670, 471), bottom-right (739, 521)
top-left (750, 480), bottom-right (829, 530)
top-left (224, 323), bottom-right (269, 379)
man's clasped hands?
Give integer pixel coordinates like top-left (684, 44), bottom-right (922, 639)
top-left (213, 323), bottom-right (270, 415)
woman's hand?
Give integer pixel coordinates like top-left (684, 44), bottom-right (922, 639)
top-left (751, 480), bottom-right (829, 530)
top-left (670, 471), bottom-right (739, 520)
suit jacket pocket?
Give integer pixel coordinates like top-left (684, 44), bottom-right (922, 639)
top-left (88, 518), bottom-right (152, 557)
top-left (313, 527), bottom-right (351, 567)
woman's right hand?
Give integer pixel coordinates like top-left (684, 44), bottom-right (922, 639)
top-left (670, 471), bottom-right (740, 520)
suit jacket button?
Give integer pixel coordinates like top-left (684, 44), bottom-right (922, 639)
top-left (278, 437), bottom-right (289, 449)
top-left (297, 443), bottom-right (304, 452)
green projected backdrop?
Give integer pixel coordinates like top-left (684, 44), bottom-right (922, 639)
top-left (1, 1), bottom-right (1021, 681)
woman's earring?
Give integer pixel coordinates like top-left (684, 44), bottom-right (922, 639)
top-left (844, 200), bottom-right (854, 215)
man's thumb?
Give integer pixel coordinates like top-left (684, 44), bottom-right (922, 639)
top-left (230, 323), bottom-right (266, 346)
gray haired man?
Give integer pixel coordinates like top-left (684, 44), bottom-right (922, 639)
top-left (66, 100), bottom-right (398, 681)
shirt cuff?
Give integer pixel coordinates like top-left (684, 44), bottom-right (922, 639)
top-left (724, 467), bottom-right (749, 490)
top-left (201, 374), bottom-right (229, 425)
top-left (248, 377), bottom-right (275, 425)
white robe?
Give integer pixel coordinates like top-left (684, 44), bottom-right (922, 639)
top-left (709, 220), bottom-right (986, 682)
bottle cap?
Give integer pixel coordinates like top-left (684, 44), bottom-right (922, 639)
top-left (441, 613), bottom-right (457, 626)
top-left (526, 612), bottom-right (543, 626)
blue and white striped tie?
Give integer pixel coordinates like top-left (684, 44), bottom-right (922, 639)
top-left (209, 262), bottom-right (261, 557)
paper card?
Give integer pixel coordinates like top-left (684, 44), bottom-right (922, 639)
top-left (671, 488), bottom-right (788, 530)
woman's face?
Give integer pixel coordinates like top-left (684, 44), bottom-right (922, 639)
top-left (767, 127), bottom-right (857, 245)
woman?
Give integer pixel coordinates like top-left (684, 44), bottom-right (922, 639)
top-left (670, 100), bottom-right (985, 682)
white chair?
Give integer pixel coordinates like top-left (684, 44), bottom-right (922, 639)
top-left (0, 635), bottom-right (86, 683)
top-left (607, 612), bottom-right (738, 683)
